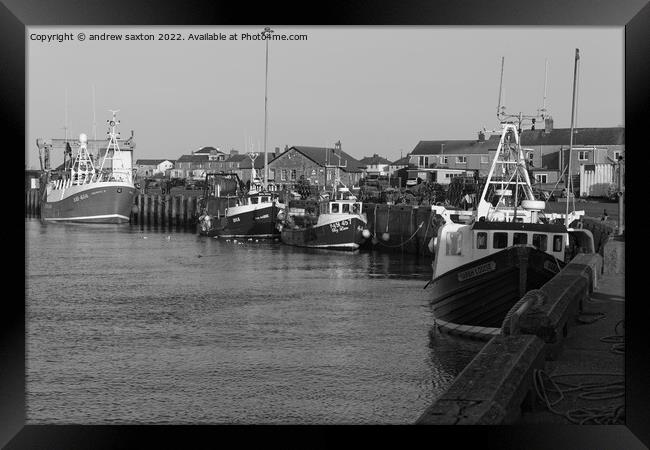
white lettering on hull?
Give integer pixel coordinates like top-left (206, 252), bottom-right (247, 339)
top-left (457, 261), bottom-right (497, 282)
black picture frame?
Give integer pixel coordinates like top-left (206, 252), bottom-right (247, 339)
top-left (7, 0), bottom-right (648, 447)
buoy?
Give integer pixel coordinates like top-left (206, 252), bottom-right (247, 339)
top-left (131, 205), bottom-right (139, 214)
top-left (362, 229), bottom-right (371, 239)
top-left (372, 237), bottom-right (379, 245)
top-left (382, 232), bottom-right (390, 241)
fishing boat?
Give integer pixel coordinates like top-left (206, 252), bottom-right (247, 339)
top-left (279, 175), bottom-right (370, 250)
top-left (40, 111), bottom-right (136, 223)
top-left (197, 170), bottom-right (285, 238)
top-left (427, 51), bottom-right (596, 338)
top-left (427, 122), bottom-right (595, 337)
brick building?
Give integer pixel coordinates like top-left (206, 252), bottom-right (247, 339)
top-left (266, 144), bottom-right (363, 190)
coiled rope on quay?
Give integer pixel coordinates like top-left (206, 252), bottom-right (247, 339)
top-left (533, 369), bottom-right (624, 424)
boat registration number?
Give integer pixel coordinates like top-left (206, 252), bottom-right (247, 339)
top-left (73, 194), bottom-right (89, 203)
top-left (330, 219), bottom-right (350, 233)
top-left (457, 261), bottom-right (496, 282)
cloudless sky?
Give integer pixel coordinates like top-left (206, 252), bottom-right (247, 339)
top-left (27, 26), bottom-right (623, 169)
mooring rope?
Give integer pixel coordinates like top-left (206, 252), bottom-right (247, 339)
top-left (600, 319), bottom-right (625, 355)
top-left (533, 369), bottom-right (624, 424)
top-left (374, 221), bottom-right (425, 248)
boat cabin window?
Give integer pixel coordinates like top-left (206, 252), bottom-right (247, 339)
top-left (533, 234), bottom-right (548, 251)
top-left (476, 232), bottom-right (488, 249)
top-left (331, 203), bottom-right (340, 213)
top-left (251, 197), bottom-right (259, 205)
top-left (446, 232), bottom-right (463, 256)
top-left (262, 196), bottom-right (269, 203)
top-left (493, 232), bottom-right (508, 249)
top-left (553, 235), bottom-right (564, 252)
top-left (342, 203), bottom-right (350, 213)
top-left (352, 203), bottom-right (360, 214)
top-left (513, 233), bottom-right (528, 245)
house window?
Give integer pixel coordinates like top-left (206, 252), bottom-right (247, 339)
top-left (441, 156), bottom-right (448, 164)
top-left (532, 234), bottom-right (548, 251)
top-left (613, 151), bottom-right (621, 161)
top-left (269, 169), bottom-right (275, 180)
top-left (578, 151), bottom-right (590, 161)
top-left (418, 156), bottom-right (429, 167)
top-left (535, 174), bottom-right (548, 184)
top-left (456, 156), bottom-right (467, 164)
top-left (476, 232), bottom-right (487, 249)
top-left (528, 152), bottom-right (534, 162)
top-left (513, 233), bottom-right (528, 245)
top-left (290, 169), bottom-right (297, 181)
top-left (446, 232), bottom-right (463, 255)
top-left (493, 232), bottom-right (508, 249)
top-left (480, 155), bottom-right (489, 164)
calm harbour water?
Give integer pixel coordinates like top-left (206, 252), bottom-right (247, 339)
top-left (25, 219), bottom-right (484, 424)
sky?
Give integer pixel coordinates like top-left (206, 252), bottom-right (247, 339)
top-left (27, 26), bottom-right (623, 169)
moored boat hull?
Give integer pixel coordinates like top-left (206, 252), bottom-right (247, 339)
top-left (41, 182), bottom-right (136, 224)
top-left (199, 203), bottom-right (281, 238)
top-left (280, 216), bottom-right (367, 250)
top-left (430, 245), bottom-right (563, 330)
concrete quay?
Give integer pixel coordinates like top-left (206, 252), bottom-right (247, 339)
top-left (417, 237), bottom-right (625, 426)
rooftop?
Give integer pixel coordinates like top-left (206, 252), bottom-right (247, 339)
top-left (358, 154), bottom-right (392, 166)
top-left (285, 146), bottom-right (363, 172)
top-left (519, 127), bottom-right (624, 146)
top-left (135, 159), bottom-right (173, 165)
top-left (411, 136), bottom-right (500, 156)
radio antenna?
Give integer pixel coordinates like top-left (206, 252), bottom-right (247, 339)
top-left (497, 56), bottom-right (505, 120)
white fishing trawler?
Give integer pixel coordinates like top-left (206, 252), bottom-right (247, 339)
top-left (428, 51), bottom-right (595, 336)
top-left (40, 111), bottom-right (136, 223)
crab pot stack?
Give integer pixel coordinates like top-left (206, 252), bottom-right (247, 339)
top-left (131, 194), bottom-right (199, 228)
top-left (363, 203), bottom-right (438, 255)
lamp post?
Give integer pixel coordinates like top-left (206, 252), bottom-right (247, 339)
top-left (263, 27), bottom-right (274, 188)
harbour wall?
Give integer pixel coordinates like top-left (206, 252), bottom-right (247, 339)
top-left (130, 194), bottom-right (200, 228)
top-left (361, 203), bottom-right (438, 256)
top-left (417, 252), bottom-right (605, 425)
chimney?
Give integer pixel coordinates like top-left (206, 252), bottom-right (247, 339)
top-left (544, 116), bottom-right (554, 134)
top-left (478, 131), bottom-right (486, 142)
top-left (284, 144), bottom-right (289, 153)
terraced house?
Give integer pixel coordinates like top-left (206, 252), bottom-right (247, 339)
top-left (409, 122), bottom-right (624, 188)
top-left (409, 131), bottom-right (500, 183)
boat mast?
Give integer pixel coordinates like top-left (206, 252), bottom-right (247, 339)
top-left (565, 49), bottom-right (580, 225)
top-left (92, 84), bottom-right (97, 141)
top-left (263, 27), bottom-right (274, 189)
